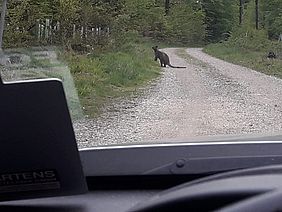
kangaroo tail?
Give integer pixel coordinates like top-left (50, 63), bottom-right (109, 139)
top-left (168, 64), bottom-right (186, 68)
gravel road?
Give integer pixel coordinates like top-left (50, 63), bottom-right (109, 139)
top-left (74, 48), bottom-right (282, 148)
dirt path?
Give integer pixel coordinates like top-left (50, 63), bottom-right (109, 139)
top-left (74, 48), bottom-right (282, 148)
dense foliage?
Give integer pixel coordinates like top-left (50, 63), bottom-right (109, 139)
top-left (260, 0), bottom-right (282, 39)
top-left (2, 0), bottom-right (281, 49)
top-left (204, 0), bottom-right (282, 85)
top-left (219, 0), bottom-right (282, 52)
top-left (1, 0), bottom-right (238, 48)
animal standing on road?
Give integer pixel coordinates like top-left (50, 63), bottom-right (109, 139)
top-left (152, 46), bottom-right (186, 68)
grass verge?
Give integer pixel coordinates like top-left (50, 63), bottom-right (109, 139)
top-left (204, 43), bottom-right (282, 78)
top-left (62, 40), bottom-right (161, 117)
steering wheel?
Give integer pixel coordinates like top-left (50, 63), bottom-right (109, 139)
top-left (129, 165), bottom-right (282, 212)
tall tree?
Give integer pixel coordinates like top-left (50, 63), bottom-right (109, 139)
top-left (165, 0), bottom-right (170, 15)
top-left (56, 0), bottom-right (80, 44)
top-left (255, 0), bottom-right (258, 29)
top-left (260, 0), bottom-right (282, 39)
top-left (166, 2), bottom-right (206, 44)
top-left (239, 0), bottom-right (244, 25)
top-left (202, 0), bottom-right (237, 42)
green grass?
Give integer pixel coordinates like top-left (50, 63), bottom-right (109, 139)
top-left (62, 40), bottom-right (161, 117)
top-left (204, 43), bottom-right (282, 78)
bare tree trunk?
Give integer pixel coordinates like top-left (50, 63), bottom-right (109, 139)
top-left (255, 0), bottom-right (259, 30)
top-left (239, 0), bottom-right (244, 25)
top-left (165, 0), bottom-right (170, 15)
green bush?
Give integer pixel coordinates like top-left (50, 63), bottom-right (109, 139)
top-left (227, 26), bottom-right (272, 52)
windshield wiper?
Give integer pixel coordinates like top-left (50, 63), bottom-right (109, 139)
top-left (143, 156), bottom-right (282, 175)
top-left (80, 141), bottom-right (282, 176)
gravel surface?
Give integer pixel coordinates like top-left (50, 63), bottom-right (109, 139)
top-left (74, 48), bottom-right (282, 148)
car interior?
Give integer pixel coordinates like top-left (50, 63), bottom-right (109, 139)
top-left (1, 77), bottom-right (282, 212)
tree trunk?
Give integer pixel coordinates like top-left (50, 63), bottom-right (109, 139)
top-left (255, 0), bottom-right (259, 30)
top-left (165, 0), bottom-right (170, 15)
top-left (239, 0), bottom-right (244, 25)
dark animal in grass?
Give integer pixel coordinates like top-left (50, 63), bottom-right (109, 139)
top-left (152, 46), bottom-right (186, 68)
top-left (267, 51), bottom-right (276, 59)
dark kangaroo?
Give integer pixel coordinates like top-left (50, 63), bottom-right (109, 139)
top-left (152, 46), bottom-right (186, 68)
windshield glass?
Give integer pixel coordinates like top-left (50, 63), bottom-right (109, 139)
top-left (0, 0), bottom-right (282, 149)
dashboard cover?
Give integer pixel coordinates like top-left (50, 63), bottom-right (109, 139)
top-left (0, 78), bottom-right (87, 201)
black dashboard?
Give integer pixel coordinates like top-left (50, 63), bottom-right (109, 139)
top-left (3, 165), bottom-right (282, 212)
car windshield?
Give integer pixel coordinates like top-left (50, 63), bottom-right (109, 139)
top-left (0, 0), bottom-right (281, 149)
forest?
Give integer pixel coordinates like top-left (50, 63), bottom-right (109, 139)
top-left (2, 0), bottom-right (282, 116)
top-left (2, 0), bottom-right (281, 48)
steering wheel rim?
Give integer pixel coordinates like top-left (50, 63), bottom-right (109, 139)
top-left (219, 190), bottom-right (282, 212)
top-left (129, 165), bottom-right (282, 212)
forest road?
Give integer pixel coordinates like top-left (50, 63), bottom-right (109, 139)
top-left (74, 48), bottom-right (282, 148)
